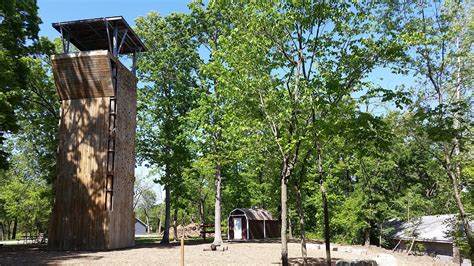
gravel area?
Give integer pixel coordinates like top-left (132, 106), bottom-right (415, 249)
top-left (0, 240), bottom-right (456, 265)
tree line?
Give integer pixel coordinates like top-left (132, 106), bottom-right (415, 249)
top-left (0, 0), bottom-right (472, 264)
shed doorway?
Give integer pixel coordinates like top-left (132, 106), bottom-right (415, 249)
top-left (234, 218), bottom-right (242, 240)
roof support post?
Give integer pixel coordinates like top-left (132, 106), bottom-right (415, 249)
top-left (132, 47), bottom-right (141, 76)
top-left (59, 25), bottom-right (70, 54)
top-left (65, 32), bottom-right (70, 53)
top-left (112, 24), bottom-right (119, 57)
top-left (118, 29), bottom-right (128, 54)
top-left (105, 19), bottom-right (112, 54)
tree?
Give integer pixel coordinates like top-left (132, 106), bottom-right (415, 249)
top-left (395, 0), bottom-right (473, 256)
top-left (138, 189), bottom-right (157, 233)
top-left (14, 41), bottom-right (58, 184)
top-left (0, 0), bottom-right (42, 168)
top-left (0, 36), bottom-right (56, 240)
top-left (204, 1), bottom-right (407, 264)
top-left (135, 11), bottom-right (199, 244)
top-left (187, 1), bottom-right (235, 245)
top-left (134, 174), bottom-right (155, 210)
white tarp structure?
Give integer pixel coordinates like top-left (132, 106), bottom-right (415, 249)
top-left (390, 214), bottom-right (456, 243)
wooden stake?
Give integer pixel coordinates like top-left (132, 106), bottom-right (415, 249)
top-left (407, 237), bottom-right (416, 255)
top-left (181, 235), bottom-right (184, 266)
top-left (392, 239), bottom-right (402, 251)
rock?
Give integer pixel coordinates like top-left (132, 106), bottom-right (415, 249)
top-left (336, 259), bottom-right (377, 266)
top-left (338, 246), bottom-right (352, 253)
top-left (203, 245), bottom-right (228, 252)
top-left (372, 253), bottom-right (397, 266)
top-left (332, 247), bottom-right (338, 251)
top-left (352, 248), bottom-right (368, 255)
top-left (306, 244), bottom-right (320, 250)
top-left (461, 258), bottom-right (472, 266)
top-left (436, 255), bottom-right (453, 262)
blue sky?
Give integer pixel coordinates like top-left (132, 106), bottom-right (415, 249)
top-left (38, 0), bottom-right (191, 39)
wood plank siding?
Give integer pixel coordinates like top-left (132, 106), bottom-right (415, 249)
top-left (49, 50), bottom-right (136, 250)
top-left (105, 57), bottom-right (137, 249)
top-left (51, 51), bottom-right (115, 100)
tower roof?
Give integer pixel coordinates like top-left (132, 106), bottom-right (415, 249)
top-left (52, 16), bottom-right (147, 54)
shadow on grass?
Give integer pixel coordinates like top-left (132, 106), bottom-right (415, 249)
top-left (0, 243), bottom-right (105, 264)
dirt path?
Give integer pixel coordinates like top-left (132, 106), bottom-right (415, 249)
top-left (0, 241), bottom-right (455, 265)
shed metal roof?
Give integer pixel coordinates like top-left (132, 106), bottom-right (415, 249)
top-left (230, 208), bottom-right (276, 221)
top-left (388, 214), bottom-right (473, 243)
top-left (52, 16), bottom-right (147, 54)
top-left (135, 217), bottom-right (148, 227)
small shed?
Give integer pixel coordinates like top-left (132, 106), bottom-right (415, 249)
top-left (228, 208), bottom-right (280, 241)
top-left (388, 214), bottom-right (473, 258)
top-left (134, 218), bottom-right (148, 235)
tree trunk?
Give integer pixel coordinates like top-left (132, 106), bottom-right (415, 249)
top-left (445, 155), bottom-right (474, 257)
top-left (13, 218), bottom-right (18, 239)
top-left (213, 163), bottom-right (223, 245)
top-left (321, 186), bottom-right (331, 266)
top-left (453, 239), bottom-right (461, 264)
top-left (157, 208), bottom-right (163, 235)
top-left (288, 215), bottom-right (293, 240)
top-left (144, 209), bottom-right (150, 234)
top-left (364, 227), bottom-right (370, 247)
top-left (379, 223), bottom-right (383, 247)
top-left (0, 222), bottom-right (4, 241)
top-left (317, 141), bottom-right (331, 266)
top-left (199, 197), bottom-right (206, 240)
top-left (296, 187), bottom-right (307, 264)
top-left (6, 220), bottom-right (11, 240)
top-left (199, 198), bottom-right (206, 227)
top-left (447, 33), bottom-right (473, 258)
top-left (281, 160), bottom-right (292, 266)
top-left (156, 217), bottom-right (161, 234)
top-left (160, 186), bottom-right (171, 244)
top-left (173, 207), bottom-right (178, 242)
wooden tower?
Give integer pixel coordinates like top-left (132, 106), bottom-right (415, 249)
top-left (48, 17), bottom-right (146, 250)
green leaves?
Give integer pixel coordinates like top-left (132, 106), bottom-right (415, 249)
top-left (0, 0), bottom-right (43, 168)
top-left (135, 12), bottom-right (199, 189)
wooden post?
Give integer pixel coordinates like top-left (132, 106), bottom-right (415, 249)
top-left (407, 237), bottom-right (416, 254)
top-left (392, 239), bottom-right (402, 251)
top-left (181, 235), bottom-right (184, 266)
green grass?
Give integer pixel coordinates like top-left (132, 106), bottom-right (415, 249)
top-left (135, 236), bottom-right (162, 244)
